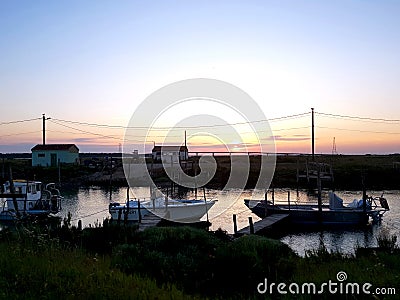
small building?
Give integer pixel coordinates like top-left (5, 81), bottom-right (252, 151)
top-left (31, 144), bottom-right (79, 167)
top-left (151, 145), bottom-right (188, 162)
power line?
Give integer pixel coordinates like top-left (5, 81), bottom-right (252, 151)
top-left (317, 126), bottom-right (400, 135)
top-left (0, 117), bottom-right (41, 126)
top-left (316, 111), bottom-right (400, 123)
top-left (50, 112), bottom-right (310, 130)
top-left (49, 120), bottom-right (152, 143)
top-left (0, 130), bottom-right (42, 138)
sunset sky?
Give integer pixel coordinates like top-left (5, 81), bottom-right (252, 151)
top-left (1, 1), bottom-right (400, 154)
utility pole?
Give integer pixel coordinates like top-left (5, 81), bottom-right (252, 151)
top-left (42, 113), bottom-right (51, 145)
top-left (311, 108), bottom-right (315, 161)
top-left (42, 114), bottom-right (46, 145)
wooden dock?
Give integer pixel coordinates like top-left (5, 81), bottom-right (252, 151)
top-left (138, 214), bottom-right (162, 231)
top-left (237, 214), bottom-right (289, 235)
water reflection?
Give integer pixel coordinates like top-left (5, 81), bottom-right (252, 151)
top-left (55, 187), bottom-right (399, 255)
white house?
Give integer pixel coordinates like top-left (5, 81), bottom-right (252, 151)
top-left (31, 144), bottom-right (79, 167)
top-left (151, 145), bottom-right (188, 162)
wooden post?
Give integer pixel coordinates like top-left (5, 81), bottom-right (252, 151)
top-left (272, 186), bottom-right (275, 209)
top-left (117, 208), bottom-right (122, 225)
top-left (78, 220), bottom-right (82, 231)
top-left (203, 187), bottom-right (209, 225)
top-left (9, 165), bottom-right (19, 217)
top-left (123, 208), bottom-right (128, 225)
top-left (58, 159), bottom-right (61, 188)
top-left (233, 214), bottom-right (238, 234)
top-left (249, 217), bottom-right (254, 234)
top-left (126, 187), bottom-right (130, 216)
top-left (138, 199), bottom-right (142, 223)
top-left (317, 165), bottom-right (322, 224)
top-left (317, 166), bottom-right (322, 213)
top-left (362, 185), bottom-right (367, 214)
top-left (109, 171), bottom-right (113, 202)
top-left (264, 190), bottom-right (268, 216)
top-left (288, 191), bottom-right (291, 211)
top-left (24, 179), bottom-right (28, 212)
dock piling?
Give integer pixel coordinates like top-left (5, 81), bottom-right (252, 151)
top-left (117, 208), bottom-right (122, 225)
top-left (264, 191), bottom-right (268, 216)
top-left (248, 217), bottom-right (254, 234)
top-left (233, 214), bottom-right (238, 234)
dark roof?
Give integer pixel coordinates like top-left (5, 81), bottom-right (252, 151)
top-left (31, 144), bottom-right (79, 152)
top-left (152, 145), bottom-right (188, 152)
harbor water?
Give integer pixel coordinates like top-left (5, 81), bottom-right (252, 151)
top-left (34, 187), bottom-right (400, 255)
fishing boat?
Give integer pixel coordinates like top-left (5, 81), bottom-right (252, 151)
top-left (0, 180), bottom-right (62, 221)
top-left (109, 196), bottom-right (217, 222)
top-left (244, 192), bottom-right (390, 227)
top-left (143, 197), bottom-right (216, 222)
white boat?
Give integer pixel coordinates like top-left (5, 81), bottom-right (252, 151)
top-left (142, 197), bottom-right (217, 223)
top-left (0, 180), bottom-right (62, 221)
top-left (109, 197), bottom-right (217, 223)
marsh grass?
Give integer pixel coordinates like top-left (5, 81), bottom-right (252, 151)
top-left (0, 239), bottom-right (193, 299)
top-left (0, 220), bottom-right (399, 299)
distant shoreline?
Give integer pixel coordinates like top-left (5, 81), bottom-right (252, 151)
top-left (1, 153), bottom-right (400, 190)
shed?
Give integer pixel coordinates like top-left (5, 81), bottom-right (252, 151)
top-left (151, 145), bottom-right (188, 162)
top-left (31, 144), bottom-right (79, 167)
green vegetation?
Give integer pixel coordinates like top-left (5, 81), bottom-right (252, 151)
top-left (0, 227), bottom-right (193, 299)
top-left (0, 221), bottom-right (399, 299)
top-left (3, 154), bottom-right (400, 189)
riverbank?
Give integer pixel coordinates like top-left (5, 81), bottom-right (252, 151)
top-left (2, 154), bottom-right (400, 190)
top-left (0, 222), bottom-right (398, 299)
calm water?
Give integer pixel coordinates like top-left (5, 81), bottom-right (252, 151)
top-left (54, 187), bottom-right (400, 256)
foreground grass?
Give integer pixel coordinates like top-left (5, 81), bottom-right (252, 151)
top-left (0, 223), bottom-right (399, 299)
top-left (0, 228), bottom-right (194, 299)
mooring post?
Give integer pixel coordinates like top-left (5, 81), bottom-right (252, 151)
top-left (138, 199), bottom-right (142, 223)
top-left (264, 190), bottom-right (268, 216)
top-left (233, 214), bottom-right (238, 235)
top-left (272, 186), bottom-right (275, 209)
top-left (123, 209), bottom-right (128, 225)
top-left (126, 187), bottom-right (130, 217)
top-left (78, 220), bottom-right (82, 231)
top-left (117, 208), bottom-right (122, 225)
top-left (249, 217), bottom-right (254, 234)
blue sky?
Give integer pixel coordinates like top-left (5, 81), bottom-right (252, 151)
top-left (1, 1), bottom-right (400, 153)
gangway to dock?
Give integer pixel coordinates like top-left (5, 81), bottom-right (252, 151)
top-left (237, 214), bottom-right (289, 235)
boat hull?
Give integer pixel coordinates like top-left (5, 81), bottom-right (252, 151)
top-left (143, 200), bottom-right (215, 222)
top-left (244, 200), bottom-right (370, 227)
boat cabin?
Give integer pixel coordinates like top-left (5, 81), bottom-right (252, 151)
top-left (2, 180), bottom-right (42, 211)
